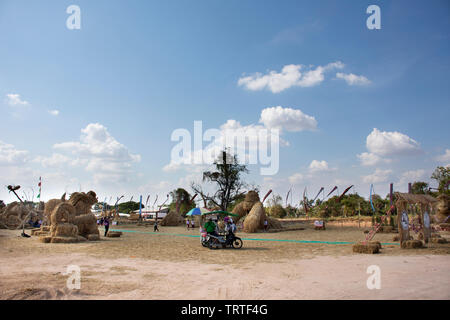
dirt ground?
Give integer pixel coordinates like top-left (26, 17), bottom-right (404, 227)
top-left (1, 221), bottom-right (449, 300)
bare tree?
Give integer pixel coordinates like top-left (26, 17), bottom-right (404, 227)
top-left (191, 150), bottom-right (248, 211)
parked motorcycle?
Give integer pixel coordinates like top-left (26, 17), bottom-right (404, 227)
top-left (201, 231), bottom-right (243, 249)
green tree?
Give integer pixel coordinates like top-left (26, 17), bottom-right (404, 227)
top-left (411, 181), bottom-right (429, 194)
top-left (169, 188), bottom-right (195, 216)
top-left (191, 150), bottom-right (249, 211)
top-left (266, 194), bottom-right (287, 218)
top-left (118, 201), bottom-right (143, 214)
top-left (431, 166), bottom-right (450, 194)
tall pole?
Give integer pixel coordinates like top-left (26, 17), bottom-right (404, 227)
top-left (139, 195), bottom-right (142, 222)
top-left (389, 183), bottom-right (394, 206)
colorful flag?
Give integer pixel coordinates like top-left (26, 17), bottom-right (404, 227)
top-left (370, 184), bottom-right (375, 212)
top-left (37, 177), bottom-right (41, 199)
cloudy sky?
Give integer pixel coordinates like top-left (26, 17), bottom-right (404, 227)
top-left (1, 0), bottom-right (449, 206)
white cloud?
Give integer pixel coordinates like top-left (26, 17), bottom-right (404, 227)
top-left (5, 93), bottom-right (29, 106)
top-left (288, 173), bottom-right (304, 185)
top-left (52, 123), bottom-right (141, 184)
top-left (33, 153), bottom-right (74, 168)
top-left (398, 169), bottom-right (427, 186)
top-left (367, 128), bottom-right (421, 156)
top-left (436, 149), bottom-right (450, 163)
top-left (238, 62), bottom-right (344, 93)
top-left (362, 168), bottom-right (393, 184)
top-left (0, 141), bottom-right (29, 165)
top-left (164, 107), bottom-right (313, 173)
top-left (309, 160), bottom-right (331, 172)
top-left (48, 109), bottom-right (60, 116)
top-left (336, 72), bottom-right (371, 85)
top-left (259, 106), bottom-right (317, 132)
top-left (357, 152), bottom-right (391, 166)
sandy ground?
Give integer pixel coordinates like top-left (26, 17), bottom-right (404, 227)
top-left (1, 222), bottom-right (449, 300)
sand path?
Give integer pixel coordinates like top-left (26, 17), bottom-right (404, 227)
top-left (1, 252), bottom-right (449, 300)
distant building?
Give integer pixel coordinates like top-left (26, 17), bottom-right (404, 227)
top-left (132, 207), bottom-right (169, 219)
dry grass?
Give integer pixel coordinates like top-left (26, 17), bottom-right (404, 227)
top-left (2, 221), bottom-right (449, 268)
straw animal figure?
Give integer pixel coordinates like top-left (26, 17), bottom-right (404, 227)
top-left (38, 191), bottom-right (100, 243)
top-left (232, 191), bottom-right (281, 233)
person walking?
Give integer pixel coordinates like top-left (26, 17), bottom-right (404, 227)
top-left (154, 220), bottom-right (159, 232)
top-left (186, 219), bottom-right (190, 230)
top-left (103, 217), bottom-right (110, 237)
top-left (191, 219), bottom-right (195, 229)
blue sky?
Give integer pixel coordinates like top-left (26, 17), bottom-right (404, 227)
top-left (1, 0), bottom-right (449, 206)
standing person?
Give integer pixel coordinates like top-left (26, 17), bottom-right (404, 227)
top-left (191, 219), bottom-right (195, 229)
top-left (204, 218), bottom-right (217, 236)
top-left (186, 219), bottom-right (190, 230)
top-left (264, 218), bottom-right (268, 232)
top-left (103, 217), bottom-right (110, 237)
top-left (154, 220), bottom-right (159, 232)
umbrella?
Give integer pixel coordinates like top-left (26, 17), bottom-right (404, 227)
top-left (201, 210), bottom-right (238, 217)
top-left (186, 207), bottom-right (210, 216)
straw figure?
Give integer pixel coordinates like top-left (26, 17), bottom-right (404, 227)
top-left (0, 202), bottom-right (42, 229)
top-left (436, 194), bottom-right (449, 224)
top-left (232, 191), bottom-right (282, 233)
top-left (37, 191), bottom-right (100, 243)
top-left (160, 211), bottom-right (184, 226)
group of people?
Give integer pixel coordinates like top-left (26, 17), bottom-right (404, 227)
top-left (203, 215), bottom-right (236, 238)
top-left (185, 219), bottom-right (195, 230)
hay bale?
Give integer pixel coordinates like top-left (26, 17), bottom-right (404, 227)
top-left (128, 214), bottom-right (140, 221)
top-left (30, 228), bottom-right (41, 235)
top-left (51, 223), bottom-right (78, 237)
top-left (160, 212), bottom-right (183, 226)
top-left (353, 241), bottom-right (380, 254)
top-left (50, 236), bottom-right (78, 243)
top-left (87, 234), bottom-right (100, 241)
top-left (379, 226), bottom-right (394, 233)
top-left (243, 202), bottom-right (265, 233)
top-left (401, 240), bottom-right (423, 249)
top-left (267, 217), bottom-right (282, 229)
top-left (77, 235), bottom-right (88, 242)
top-left (106, 231), bottom-right (122, 238)
top-left (39, 236), bottom-right (52, 243)
top-left (33, 231), bottom-right (50, 237)
top-left (431, 237), bottom-right (447, 244)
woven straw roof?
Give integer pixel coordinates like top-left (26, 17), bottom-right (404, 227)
top-left (394, 192), bottom-right (437, 204)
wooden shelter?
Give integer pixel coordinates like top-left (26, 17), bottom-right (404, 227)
top-left (394, 192), bottom-right (437, 246)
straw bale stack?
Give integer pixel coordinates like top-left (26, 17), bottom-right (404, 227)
top-left (106, 231), bottom-right (122, 238)
top-left (160, 211), bottom-right (183, 226)
top-left (353, 241), bottom-right (381, 254)
top-left (401, 240), bottom-right (423, 249)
